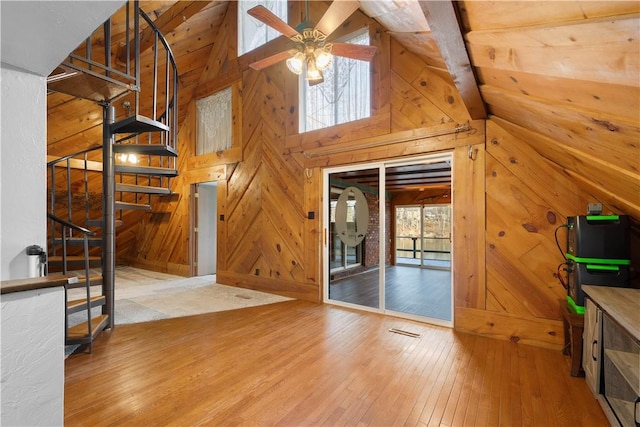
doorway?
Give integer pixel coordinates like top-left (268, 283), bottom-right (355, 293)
top-left (324, 154), bottom-right (453, 326)
top-left (191, 182), bottom-right (218, 276)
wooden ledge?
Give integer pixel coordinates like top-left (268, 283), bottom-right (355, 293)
top-left (1, 275), bottom-right (76, 295)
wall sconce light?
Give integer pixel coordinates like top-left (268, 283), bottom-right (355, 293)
top-left (117, 153), bottom-right (138, 164)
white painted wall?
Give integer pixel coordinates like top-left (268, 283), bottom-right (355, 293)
top-left (1, 287), bottom-right (65, 426)
top-left (0, 3), bottom-right (126, 426)
top-left (0, 0), bottom-right (124, 279)
top-left (1, 1), bottom-right (125, 77)
top-left (0, 66), bottom-right (47, 280)
top-left (197, 183), bottom-right (218, 276)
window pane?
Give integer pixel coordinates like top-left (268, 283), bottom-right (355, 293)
top-left (303, 30), bottom-right (371, 132)
top-left (196, 87), bottom-right (232, 156)
top-left (238, 0), bottom-right (288, 56)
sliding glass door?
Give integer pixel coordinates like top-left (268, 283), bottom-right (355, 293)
top-left (327, 167), bottom-right (380, 309)
top-left (324, 154), bottom-right (453, 326)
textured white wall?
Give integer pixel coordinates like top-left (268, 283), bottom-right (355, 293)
top-left (1, 1), bottom-right (126, 76)
top-left (1, 287), bottom-right (65, 426)
top-left (0, 66), bottom-right (47, 280)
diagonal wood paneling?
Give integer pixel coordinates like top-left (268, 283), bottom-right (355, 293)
top-left (484, 120), bottom-right (622, 321)
top-left (460, 4), bottom-right (640, 227)
top-left (45, 0), bottom-right (639, 348)
top-left (389, 38), bottom-right (470, 131)
top-left (481, 85), bottom-right (639, 175)
top-left (221, 62), bottom-right (310, 297)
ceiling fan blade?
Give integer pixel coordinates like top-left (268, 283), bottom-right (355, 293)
top-left (331, 42), bottom-right (377, 61)
top-left (247, 5), bottom-right (300, 39)
top-left (249, 50), bottom-right (294, 71)
top-left (315, 1), bottom-right (360, 36)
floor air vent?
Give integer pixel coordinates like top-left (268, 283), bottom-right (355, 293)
top-left (388, 328), bottom-right (421, 338)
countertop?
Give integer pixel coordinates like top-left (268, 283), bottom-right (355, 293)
top-left (582, 285), bottom-right (640, 340)
top-left (1, 275), bottom-right (76, 294)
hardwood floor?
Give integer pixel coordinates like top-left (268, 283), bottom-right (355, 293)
top-left (330, 266), bottom-right (451, 320)
top-left (65, 300), bottom-right (606, 426)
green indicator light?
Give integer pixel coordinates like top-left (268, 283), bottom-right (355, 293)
top-left (585, 215), bottom-right (619, 221)
top-left (585, 264), bottom-right (619, 271)
top-left (566, 254), bottom-right (630, 265)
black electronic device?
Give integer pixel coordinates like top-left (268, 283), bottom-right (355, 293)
top-left (567, 215), bottom-right (630, 260)
top-left (567, 262), bottom-right (630, 307)
top-left (564, 214), bottom-right (631, 312)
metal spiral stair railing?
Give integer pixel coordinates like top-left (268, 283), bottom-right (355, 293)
top-left (47, 0), bottom-right (179, 353)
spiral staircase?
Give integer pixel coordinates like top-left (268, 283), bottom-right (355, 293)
top-left (46, 0), bottom-right (178, 353)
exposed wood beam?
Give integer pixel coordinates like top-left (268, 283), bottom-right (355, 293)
top-left (418, 1), bottom-right (487, 120)
top-left (118, 1), bottom-right (213, 62)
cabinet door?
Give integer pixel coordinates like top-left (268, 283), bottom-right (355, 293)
top-left (583, 298), bottom-right (602, 396)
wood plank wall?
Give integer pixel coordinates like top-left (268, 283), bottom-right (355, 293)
top-left (458, 2), bottom-right (640, 218)
top-left (48, 1), bottom-right (639, 350)
top-left (454, 1), bottom-right (640, 348)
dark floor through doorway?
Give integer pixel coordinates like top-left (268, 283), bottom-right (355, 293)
top-left (329, 265), bottom-right (451, 321)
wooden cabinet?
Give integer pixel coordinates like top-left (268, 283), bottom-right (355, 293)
top-left (602, 313), bottom-right (639, 427)
top-left (583, 297), bottom-right (602, 396)
top-left (583, 286), bottom-right (640, 427)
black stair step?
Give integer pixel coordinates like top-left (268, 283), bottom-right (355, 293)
top-left (116, 183), bottom-right (172, 195)
top-left (86, 219), bottom-right (124, 228)
top-left (111, 115), bottom-right (169, 134)
top-left (114, 143), bottom-right (177, 157)
top-left (67, 295), bottom-right (106, 315)
top-left (66, 275), bottom-right (103, 289)
top-left (49, 255), bottom-right (101, 265)
top-left (47, 65), bottom-right (131, 103)
top-left (52, 237), bottom-right (102, 247)
top-left (67, 314), bottom-right (109, 345)
top-left (115, 164), bottom-right (178, 177)
top-left (116, 201), bottom-right (152, 211)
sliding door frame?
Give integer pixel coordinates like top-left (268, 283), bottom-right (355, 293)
top-left (323, 153), bottom-right (454, 327)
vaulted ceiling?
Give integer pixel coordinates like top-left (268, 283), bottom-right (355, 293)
top-left (46, 1), bottom-right (639, 217)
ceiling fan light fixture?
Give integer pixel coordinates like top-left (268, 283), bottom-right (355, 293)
top-left (286, 51), bottom-right (305, 75)
top-left (305, 57), bottom-right (322, 81)
top-left (314, 46), bottom-right (333, 71)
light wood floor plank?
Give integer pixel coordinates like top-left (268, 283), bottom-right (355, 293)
top-left (469, 335), bottom-right (496, 426)
top-left (64, 300), bottom-right (607, 426)
top-left (509, 342), bottom-right (523, 426)
top-left (403, 331), bottom-right (459, 425)
top-left (485, 338), bottom-right (504, 426)
top-left (435, 335), bottom-right (478, 426)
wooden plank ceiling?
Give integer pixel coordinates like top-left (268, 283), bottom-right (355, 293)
top-left (331, 161), bottom-right (452, 193)
top-left (48, 1), bottom-right (639, 213)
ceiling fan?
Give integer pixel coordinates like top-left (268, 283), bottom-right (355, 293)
top-left (247, 1), bottom-right (377, 82)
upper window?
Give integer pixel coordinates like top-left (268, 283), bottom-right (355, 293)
top-left (196, 87), bottom-right (232, 155)
top-left (238, 0), bottom-right (288, 56)
top-left (301, 30), bottom-right (371, 132)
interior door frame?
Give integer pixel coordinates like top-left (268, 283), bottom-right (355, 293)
top-left (189, 183), bottom-right (198, 277)
top-left (323, 152), bottom-right (454, 327)
top-left (189, 182), bottom-right (219, 277)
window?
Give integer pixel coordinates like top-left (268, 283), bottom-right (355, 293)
top-left (301, 30), bottom-right (371, 132)
top-left (395, 204), bottom-right (451, 267)
top-left (196, 87), bottom-right (232, 155)
top-left (238, 0), bottom-right (288, 56)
